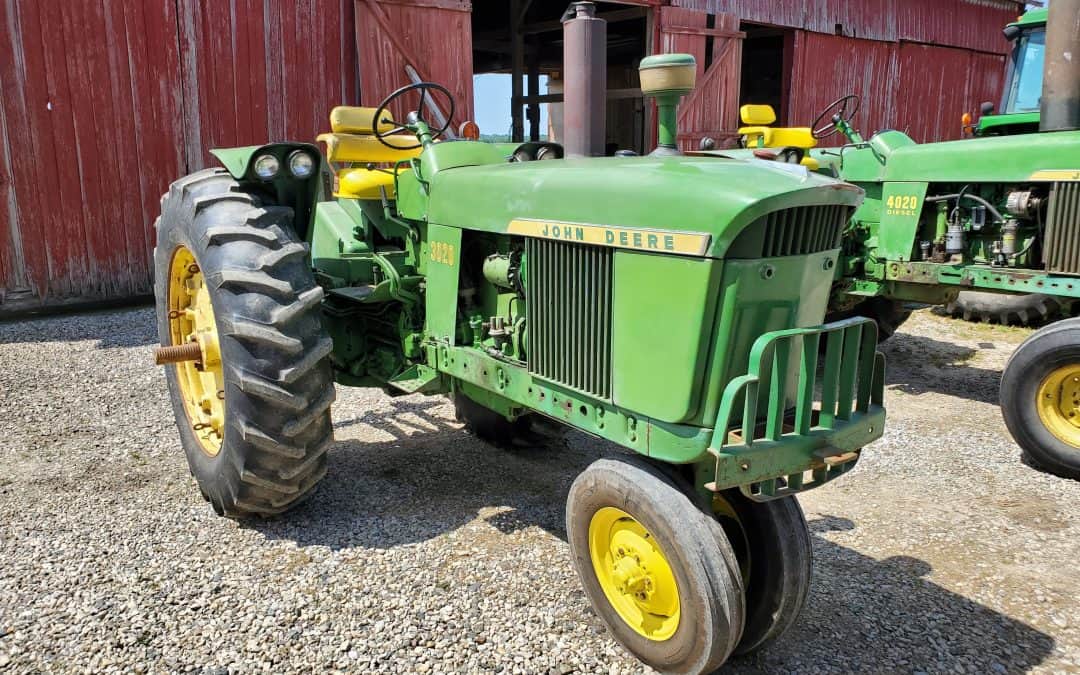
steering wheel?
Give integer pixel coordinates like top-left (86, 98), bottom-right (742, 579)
top-left (372, 82), bottom-right (456, 150)
top-left (811, 94), bottom-right (860, 139)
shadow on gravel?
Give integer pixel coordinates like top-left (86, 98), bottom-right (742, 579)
top-left (0, 306), bottom-right (157, 349)
top-left (248, 402), bottom-right (1055, 674)
top-left (881, 333), bottom-right (1002, 405)
top-left (246, 398), bottom-right (608, 549)
top-left (731, 515), bottom-right (1055, 674)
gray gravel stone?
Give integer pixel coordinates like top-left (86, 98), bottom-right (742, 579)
top-left (0, 306), bottom-right (1078, 673)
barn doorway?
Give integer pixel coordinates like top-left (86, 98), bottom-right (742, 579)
top-left (469, 0), bottom-right (650, 154)
top-left (738, 23), bottom-right (792, 125)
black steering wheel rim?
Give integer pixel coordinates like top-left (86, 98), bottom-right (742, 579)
top-left (372, 82), bottom-right (456, 150)
top-left (811, 94), bottom-right (861, 139)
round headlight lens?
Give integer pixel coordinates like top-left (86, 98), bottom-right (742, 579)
top-left (288, 150), bottom-right (316, 178)
top-left (253, 154), bottom-right (280, 180)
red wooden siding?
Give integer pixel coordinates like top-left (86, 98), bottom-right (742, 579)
top-left (670, 0), bottom-right (1021, 50)
top-left (788, 32), bottom-right (897, 145)
top-left (0, 0), bottom-right (185, 308)
top-left (659, 8), bottom-right (743, 151)
top-left (0, 0), bottom-right (358, 313)
top-left (0, 0), bottom-right (1027, 312)
top-left (177, 0), bottom-right (359, 170)
top-left (354, 0), bottom-right (474, 129)
top-left (788, 31), bottom-right (1009, 145)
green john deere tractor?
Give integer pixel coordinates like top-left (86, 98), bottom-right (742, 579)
top-left (154, 54), bottom-right (885, 672)
top-left (701, 0), bottom-right (1080, 480)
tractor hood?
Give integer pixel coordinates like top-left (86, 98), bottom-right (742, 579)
top-left (877, 130), bottom-right (1080, 183)
top-left (425, 156), bottom-right (862, 259)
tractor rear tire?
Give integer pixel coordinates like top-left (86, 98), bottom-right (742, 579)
top-left (566, 455), bottom-right (745, 674)
top-left (155, 168), bottom-right (335, 517)
top-left (712, 491), bottom-right (812, 655)
top-left (827, 297), bottom-right (911, 342)
top-left (1000, 318), bottom-right (1080, 480)
top-left (945, 291), bottom-right (1073, 327)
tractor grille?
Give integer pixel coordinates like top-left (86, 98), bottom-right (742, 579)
top-left (760, 205), bottom-right (848, 257)
top-left (525, 238), bottom-right (613, 399)
top-left (1044, 182), bottom-right (1080, 276)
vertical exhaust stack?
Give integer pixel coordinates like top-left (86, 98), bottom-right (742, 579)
top-left (1041, 0), bottom-right (1080, 132)
top-left (562, 2), bottom-right (606, 157)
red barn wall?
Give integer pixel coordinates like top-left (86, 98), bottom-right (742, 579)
top-left (788, 32), bottom-right (1011, 145)
top-left (0, 0), bottom-right (1027, 312)
top-left (0, 0), bottom-right (358, 314)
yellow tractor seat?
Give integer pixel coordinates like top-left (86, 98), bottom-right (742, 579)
top-left (318, 106), bottom-right (422, 200)
top-left (737, 103), bottom-right (817, 150)
top-left (335, 166), bottom-right (404, 201)
top-left (317, 132), bottom-right (423, 164)
top-left (328, 106), bottom-right (397, 135)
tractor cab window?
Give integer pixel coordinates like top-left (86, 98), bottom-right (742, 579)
top-left (1003, 27), bottom-right (1045, 113)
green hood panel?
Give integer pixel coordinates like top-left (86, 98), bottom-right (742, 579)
top-left (426, 156), bottom-right (862, 258)
top-left (874, 130), bottom-right (1080, 183)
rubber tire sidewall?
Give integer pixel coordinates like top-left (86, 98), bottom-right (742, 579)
top-left (1001, 318), bottom-right (1080, 479)
top-left (722, 491), bottom-right (813, 655)
top-left (566, 456), bottom-right (745, 675)
top-left (155, 175), bottom-right (245, 505)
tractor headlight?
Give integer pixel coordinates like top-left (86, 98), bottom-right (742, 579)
top-left (253, 154), bottom-right (280, 180)
top-left (287, 150), bottom-right (316, 178)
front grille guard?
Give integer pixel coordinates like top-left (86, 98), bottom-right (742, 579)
top-left (706, 317), bottom-right (886, 501)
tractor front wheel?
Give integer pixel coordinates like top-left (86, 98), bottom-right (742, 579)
top-left (566, 456), bottom-right (745, 673)
top-left (712, 490), bottom-right (812, 655)
top-left (154, 169), bottom-right (335, 517)
top-left (1001, 318), bottom-right (1080, 480)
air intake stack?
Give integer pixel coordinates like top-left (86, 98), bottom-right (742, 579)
top-left (1041, 0), bottom-right (1080, 132)
top-left (639, 54), bottom-right (697, 155)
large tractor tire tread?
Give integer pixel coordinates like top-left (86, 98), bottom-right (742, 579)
top-left (155, 169), bottom-right (335, 518)
top-left (945, 291), bottom-right (1074, 327)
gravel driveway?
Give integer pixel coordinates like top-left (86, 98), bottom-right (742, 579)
top-left (1, 306), bottom-right (1078, 674)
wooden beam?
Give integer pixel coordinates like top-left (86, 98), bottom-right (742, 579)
top-left (527, 36), bottom-right (541, 141)
top-left (521, 88), bottom-right (643, 104)
top-left (520, 7), bottom-right (647, 35)
top-left (510, 0), bottom-right (525, 142)
top-left (661, 26), bottom-right (745, 39)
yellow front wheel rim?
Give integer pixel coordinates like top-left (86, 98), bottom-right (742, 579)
top-left (1037, 364), bottom-right (1080, 447)
top-left (588, 507), bottom-right (680, 641)
top-left (167, 246), bottom-right (225, 456)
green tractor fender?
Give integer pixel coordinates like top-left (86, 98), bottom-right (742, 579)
top-left (210, 142), bottom-right (325, 240)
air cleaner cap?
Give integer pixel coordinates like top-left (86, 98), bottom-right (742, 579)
top-left (639, 53), bottom-right (697, 98)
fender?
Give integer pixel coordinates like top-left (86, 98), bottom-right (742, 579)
top-left (210, 142), bottom-right (326, 241)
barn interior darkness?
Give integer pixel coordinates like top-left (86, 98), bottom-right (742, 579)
top-left (471, 0), bottom-right (649, 153)
top-left (739, 23), bottom-right (790, 125)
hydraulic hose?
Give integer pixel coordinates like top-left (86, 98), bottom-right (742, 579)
top-left (924, 192), bottom-right (1006, 224)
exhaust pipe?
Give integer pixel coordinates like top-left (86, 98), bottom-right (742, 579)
top-left (1041, 0), bottom-right (1080, 132)
top-left (562, 2), bottom-right (606, 157)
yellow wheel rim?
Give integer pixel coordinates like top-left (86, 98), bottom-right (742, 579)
top-left (588, 507), bottom-right (680, 641)
top-left (1037, 364), bottom-right (1080, 447)
top-left (167, 246), bottom-right (225, 456)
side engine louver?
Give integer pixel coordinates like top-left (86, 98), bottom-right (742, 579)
top-left (525, 238), bottom-right (613, 399)
top-left (1044, 182), bottom-right (1080, 276)
top-left (761, 205), bottom-right (848, 257)
top-left (729, 205), bottom-right (850, 258)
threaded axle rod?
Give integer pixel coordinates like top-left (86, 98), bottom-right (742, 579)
top-left (154, 342), bottom-right (203, 365)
